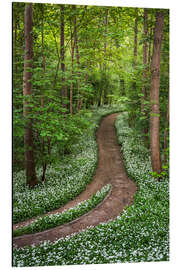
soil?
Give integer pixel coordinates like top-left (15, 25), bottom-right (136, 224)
top-left (13, 113), bottom-right (137, 248)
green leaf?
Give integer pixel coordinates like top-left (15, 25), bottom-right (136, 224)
top-left (150, 113), bottom-right (160, 117)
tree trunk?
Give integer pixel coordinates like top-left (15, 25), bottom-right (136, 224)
top-left (98, 88), bottom-right (103, 107)
top-left (150, 11), bottom-right (164, 175)
top-left (129, 8), bottom-right (138, 127)
top-left (103, 9), bottom-right (108, 105)
top-left (70, 24), bottom-right (75, 115)
top-left (141, 9), bottom-right (148, 112)
top-left (120, 79), bottom-right (125, 96)
top-left (148, 14), bottom-right (153, 66)
top-left (141, 9), bottom-right (148, 140)
top-left (73, 6), bottom-right (80, 66)
top-left (23, 3), bottom-right (38, 187)
top-left (104, 8), bottom-right (108, 67)
top-left (133, 8), bottom-right (138, 66)
top-left (41, 4), bottom-right (47, 182)
top-left (13, 16), bottom-right (18, 76)
top-left (60, 5), bottom-right (67, 111)
top-left (72, 5), bottom-right (82, 111)
top-left (163, 96), bottom-right (169, 164)
top-left (41, 4), bottom-right (45, 107)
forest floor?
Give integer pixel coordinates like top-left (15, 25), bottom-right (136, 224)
top-left (13, 113), bottom-right (137, 248)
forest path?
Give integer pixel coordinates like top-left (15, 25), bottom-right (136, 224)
top-left (13, 113), bottom-right (137, 248)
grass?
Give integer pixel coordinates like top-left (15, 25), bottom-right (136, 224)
top-left (13, 110), bottom-right (169, 267)
top-left (13, 184), bottom-right (111, 237)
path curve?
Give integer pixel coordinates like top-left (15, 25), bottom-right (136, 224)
top-left (13, 113), bottom-right (137, 248)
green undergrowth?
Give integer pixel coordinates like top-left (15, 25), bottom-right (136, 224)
top-left (13, 106), bottom-right (121, 224)
top-left (14, 184), bottom-right (111, 237)
top-left (13, 111), bottom-right (169, 267)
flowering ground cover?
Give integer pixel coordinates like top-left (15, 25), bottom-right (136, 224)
top-left (13, 184), bottom-right (111, 237)
top-left (13, 111), bottom-right (169, 266)
top-left (13, 106), bottom-right (120, 224)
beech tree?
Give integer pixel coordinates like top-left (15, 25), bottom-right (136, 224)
top-left (70, 8), bottom-right (75, 115)
top-left (60, 5), bottom-right (67, 110)
top-left (150, 10), bottom-right (164, 175)
top-left (40, 4), bottom-right (46, 181)
top-left (133, 8), bottom-right (138, 66)
top-left (23, 3), bottom-right (38, 187)
top-left (141, 8), bottom-right (148, 141)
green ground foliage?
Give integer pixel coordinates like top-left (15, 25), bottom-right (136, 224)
top-left (14, 184), bottom-right (111, 237)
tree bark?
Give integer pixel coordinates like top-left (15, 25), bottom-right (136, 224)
top-left (141, 9), bottom-right (148, 140)
top-left (150, 11), bottom-right (164, 174)
top-left (70, 23), bottom-right (75, 115)
top-left (141, 9), bottom-right (148, 112)
top-left (133, 8), bottom-right (138, 66)
top-left (163, 96), bottom-right (169, 164)
top-left (60, 5), bottom-right (67, 111)
top-left (41, 4), bottom-right (47, 182)
top-left (41, 4), bottom-right (45, 107)
top-left (120, 79), bottom-right (125, 96)
top-left (23, 3), bottom-right (38, 187)
top-left (14, 16), bottom-right (18, 75)
top-left (72, 5), bottom-right (82, 111)
top-left (104, 8), bottom-right (108, 67)
top-left (103, 8), bottom-right (108, 105)
top-left (148, 14), bottom-right (153, 66)
top-left (129, 8), bottom-right (138, 127)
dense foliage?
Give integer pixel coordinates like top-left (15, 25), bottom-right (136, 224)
top-left (13, 112), bottom-right (169, 266)
top-left (13, 3), bottom-right (169, 178)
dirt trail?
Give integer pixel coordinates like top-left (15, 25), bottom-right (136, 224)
top-left (13, 113), bottom-right (137, 248)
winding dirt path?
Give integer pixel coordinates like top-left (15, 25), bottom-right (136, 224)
top-left (13, 113), bottom-right (137, 248)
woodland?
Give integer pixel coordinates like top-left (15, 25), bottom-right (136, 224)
top-left (13, 2), bottom-right (169, 267)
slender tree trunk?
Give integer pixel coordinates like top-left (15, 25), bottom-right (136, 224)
top-left (73, 6), bottom-right (80, 66)
top-left (53, 59), bottom-right (61, 89)
top-left (85, 70), bottom-right (89, 108)
top-left (98, 88), bottom-right (103, 107)
top-left (14, 17), bottom-right (18, 76)
top-left (141, 9), bottom-right (148, 141)
top-left (104, 8), bottom-right (108, 67)
top-left (23, 3), bottom-right (38, 187)
top-left (148, 15), bottom-right (153, 66)
top-left (72, 5), bottom-right (82, 111)
top-left (129, 8), bottom-right (138, 127)
top-left (133, 8), bottom-right (138, 66)
top-left (150, 11), bottom-right (164, 175)
top-left (70, 24), bottom-right (75, 115)
top-left (120, 79), bottom-right (125, 96)
top-left (70, 84), bottom-right (73, 114)
top-left (41, 4), bottom-right (47, 182)
top-left (103, 9), bottom-right (108, 105)
top-left (163, 96), bottom-right (169, 164)
top-left (41, 4), bottom-right (45, 108)
top-left (141, 9), bottom-right (148, 113)
top-left (60, 5), bottom-right (67, 111)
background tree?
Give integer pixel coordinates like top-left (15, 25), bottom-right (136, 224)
top-left (23, 3), bottom-right (38, 187)
top-left (141, 8), bottom-right (148, 142)
top-left (150, 10), bottom-right (164, 175)
top-left (60, 5), bottom-right (67, 111)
